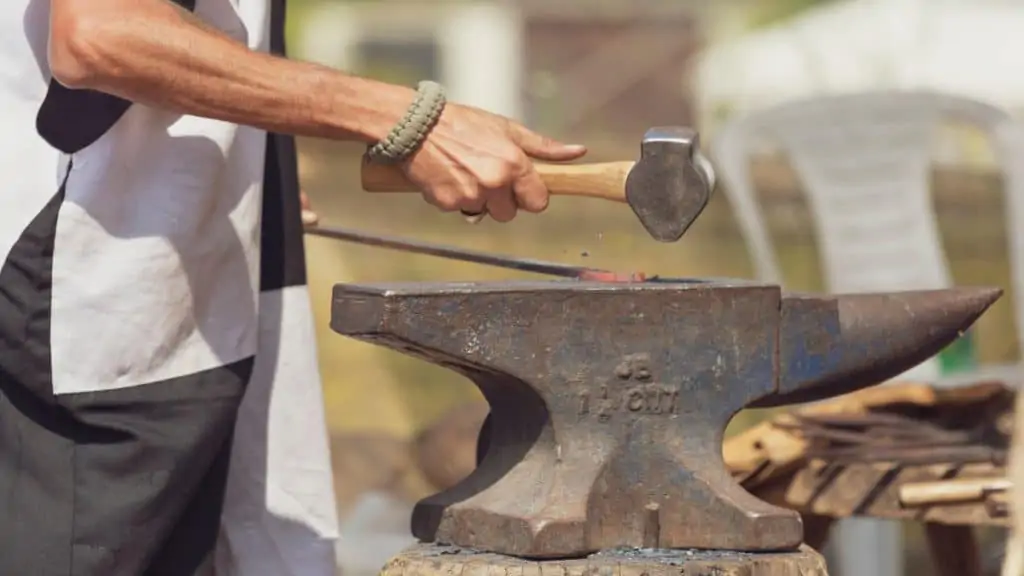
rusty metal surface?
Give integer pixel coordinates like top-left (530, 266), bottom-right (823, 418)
top-left (330, 278), bottom-right (1000, 558)
top-left (755, 289), bottom-right (1002, 406)
top-left (305, 224), bottom-right (646, 282)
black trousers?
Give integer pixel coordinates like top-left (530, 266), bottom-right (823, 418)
top-left (0, 176), bottom-right (251, 575)
top-left (0, 129), bottom-right (304, 575)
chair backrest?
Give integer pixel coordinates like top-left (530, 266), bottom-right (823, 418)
top-left (711, 91), bottom-right (1024, 358)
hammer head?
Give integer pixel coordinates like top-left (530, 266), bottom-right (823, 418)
top-left (625, 127), bottom-right (716, 242)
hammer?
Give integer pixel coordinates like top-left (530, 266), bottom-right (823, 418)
top-left (359, 126), bottom-right (717, 242)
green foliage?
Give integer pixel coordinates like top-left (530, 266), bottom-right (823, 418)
top-left (748, 0), bottom-right (839, 28)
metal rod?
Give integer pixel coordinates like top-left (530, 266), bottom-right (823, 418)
top-left (304, 224), bottom-right (645, 282)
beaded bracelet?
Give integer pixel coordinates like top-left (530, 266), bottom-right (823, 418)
top-left (366, 80), bottom-right (447, 164)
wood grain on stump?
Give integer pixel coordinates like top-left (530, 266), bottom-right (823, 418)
top-left (380, 543), bottom-right (828, 576)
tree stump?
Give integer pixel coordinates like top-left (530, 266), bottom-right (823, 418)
top-left (380, 543), bottom-right (828, 576)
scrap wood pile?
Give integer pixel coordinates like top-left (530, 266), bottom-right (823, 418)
top-left (724, 380), bottom-right (1015, 528)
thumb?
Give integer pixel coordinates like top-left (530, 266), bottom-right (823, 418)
top-left (511, 124), bottom-right (587, 162)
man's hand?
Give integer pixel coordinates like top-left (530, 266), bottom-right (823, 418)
top-left (404, 104), bottom-right (586, 222)
top-left (300, 191), bottom-right (319, 227)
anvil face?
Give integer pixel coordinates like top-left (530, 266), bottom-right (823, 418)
top-left (331, 279), bottom-right (999, 558)
top-left (335, 278), bottom-right (782, 420)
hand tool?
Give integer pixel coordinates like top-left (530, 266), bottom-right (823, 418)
top-left (331, 277), bottom-right (1000, 558)
top-left (780, 390), bottom-right (1011, 466)
top-left (359, 126), bottom-right (716, 242)
top-left (304, 224), bottom-right (645, 282)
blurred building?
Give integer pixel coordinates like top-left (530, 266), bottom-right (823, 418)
top-left (291, 0), bottom-right (709, 146)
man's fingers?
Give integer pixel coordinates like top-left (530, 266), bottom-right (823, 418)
top-left (299, 190), bottom-right (319, 226)
top-left (513, 168), bottom-right (549, 214)
top-left (457, 188), bottom-right (487, 215)
top-left (511, 124), bottom-right (587, 162)
top-left (301, 209), bottom-right (319, 226)
top-left (448, 168), bottom-right (488, 216)
top-left (483, 188), bottom-right (517, 223)
top-left (418, 169), bottom-right (482, 213)
top-left (421, 186), bottom-right (462, 212)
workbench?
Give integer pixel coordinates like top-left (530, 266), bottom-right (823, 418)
top-left (725, 381), bottom-right (1014, 576)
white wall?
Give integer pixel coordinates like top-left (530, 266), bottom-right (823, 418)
top-left (438, 2), bottom-right (524, 120)
top-left (292, 1), bottom-right (523, 119)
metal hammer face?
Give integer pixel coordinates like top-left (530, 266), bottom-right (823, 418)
top-left (331, 280), bottom-right (999, 559)
top-left (626, 127), bottom-right (716, 242)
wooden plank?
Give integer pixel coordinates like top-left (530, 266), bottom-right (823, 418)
top-left (725, 381), bottom-right (1014, 528)
top-left (784, 462), bottom-right (1010, 527)
top-left (379, 543), bottom-right (830, 576)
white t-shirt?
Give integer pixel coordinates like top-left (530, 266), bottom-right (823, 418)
top-left (0, 1), bottom-right (339, 574)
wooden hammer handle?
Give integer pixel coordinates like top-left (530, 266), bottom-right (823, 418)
top-left (361, 158), bottom-right (634, 203)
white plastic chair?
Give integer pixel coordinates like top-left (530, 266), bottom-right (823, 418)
top-left (712, 90), bottom-right (1024, 382)
top-left (710, 90), bottom-right (1024, 576)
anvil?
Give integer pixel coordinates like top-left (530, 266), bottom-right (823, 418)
top-left (331, 278), bottom-right (1000, 559)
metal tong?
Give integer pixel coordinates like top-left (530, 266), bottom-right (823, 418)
top-left (304, 224), bottom-right (646, 282)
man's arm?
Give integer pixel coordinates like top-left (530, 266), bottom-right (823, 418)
top-left (49, 0), bottom-right (588, 221)
top-left (49, 0), bottom-right (410, 143)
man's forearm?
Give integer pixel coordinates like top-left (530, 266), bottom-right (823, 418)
top-left (49, 0), bottom-right (415, 143)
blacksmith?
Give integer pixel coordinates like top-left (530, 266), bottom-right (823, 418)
top-left (0, 0), bottom-right (585, 574)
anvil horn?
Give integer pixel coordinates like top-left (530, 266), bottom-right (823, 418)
top-left (752, 286), bottom-right (1003, 408)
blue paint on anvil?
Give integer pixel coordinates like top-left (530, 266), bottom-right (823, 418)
top-left (778, 307), bottom-right (844, 393)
